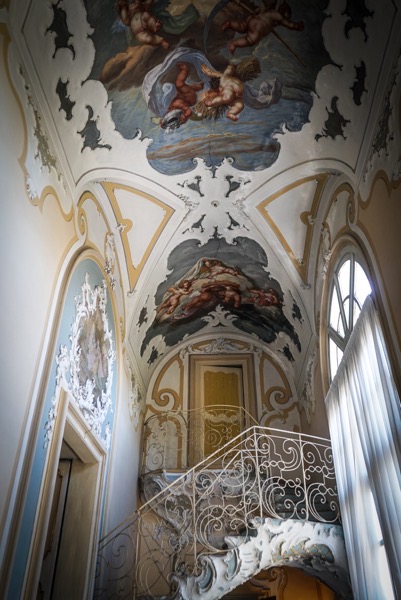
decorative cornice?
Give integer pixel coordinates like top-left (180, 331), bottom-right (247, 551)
top-left (183, 336), bottom-right (258, 356)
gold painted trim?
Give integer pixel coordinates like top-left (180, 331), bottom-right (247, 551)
top-left (357, 169), bottom-right (401, 208)
top-left (260, 352), bottom-right (294, 426)
top-left (100, 182), bottom-right (175, 292)
top-left (150, 354), bottom-right (184, 413)
top-left (260, 352), bottom-right (290, 427)
top-left (312, 180), bottom-right (356, 334)
top-left (257, 174), bottom-right (329, 284)
top-left (0, 23), bottom-right (73, 222)
top-left (356, 178), bottom-right (401, 383)
top-left (77, 191), bottom-right (127, 341)
top-left (317, 172), bottom-right (401, 394)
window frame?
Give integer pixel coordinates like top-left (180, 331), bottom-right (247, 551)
top-left (326, 250), bottom-right (371, 383)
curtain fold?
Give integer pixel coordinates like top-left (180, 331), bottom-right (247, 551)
top-left (325, 295), bottom-right (401, 599)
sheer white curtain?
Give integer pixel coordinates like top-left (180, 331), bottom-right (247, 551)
top-left (325, 295), bottom-right (401, 599)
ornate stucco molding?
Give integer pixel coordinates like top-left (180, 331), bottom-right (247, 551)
top-left (174, 518), bottom-right (351, 600)
top-left (300, 349), bottom-right (316, 424)
top-left (184, 336), bottom-right (257, 356)
top-left (45, 274), bottom-right (115, 450)
top-left (128, 362), bottom-right (145, 431)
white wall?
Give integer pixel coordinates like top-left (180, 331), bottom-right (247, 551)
top-left (0, 25), bottom-right (76, 562)
top-left (0, 23), bottom-right (142, 587)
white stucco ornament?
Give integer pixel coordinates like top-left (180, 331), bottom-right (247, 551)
top-left (45, 274), bottom-right (115, 450)
top-left (128, 363), bottom-right (145, 431)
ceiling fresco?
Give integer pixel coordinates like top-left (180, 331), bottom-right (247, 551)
top-left (80, 0), bottom-right (332, 174)
top-left (6, 0), bottom-right (400, 387)
top-left (18, 0), bottom-right (396, 188)
top-left (140, 236), bottom-right (302, 362)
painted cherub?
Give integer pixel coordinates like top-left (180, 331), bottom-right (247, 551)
top-left (156, 279), bottom-right (192, 317)
top-left (176, 281), bottom-right (220, 318)
top-left (221, 1), bottom-right (304, 54)
top-left (202, 259), bottom-right (240, 278)
top-left (163, 63), bottom-right (204, 127)
top-left (199, 64), bottom-right (245, 122)
top-left (248, 287), bottom-right (282, 307)
top-left (116, 0), bottom-right (170, 49)
top-left (216, 282), bottom-right (242, 308)
top-left (195, 58), bottom-right (260, 122)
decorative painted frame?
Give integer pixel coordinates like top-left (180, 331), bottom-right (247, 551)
top-left (45, 274), bottom-right (115, 450)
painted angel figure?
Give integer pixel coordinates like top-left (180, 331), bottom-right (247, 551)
top-left (221, 0), bottom-right (304, 55)
top-left (195, 58), bottom-right (267, 122)
top-left (116, 0), bottom-right (170, 48)
top-left (143, 48), bottom-right (283, 130)
top-left (156, 279), bottom-right (193, 317)
top-left (197, 63), bottom-right (247, 121)
top-left (161, 62), bottom-right (204, 128)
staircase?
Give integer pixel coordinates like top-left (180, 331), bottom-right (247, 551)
top-left (174, 518), bottom-right (350, 600)
top-left (94, 425), bottom-right (351, 599)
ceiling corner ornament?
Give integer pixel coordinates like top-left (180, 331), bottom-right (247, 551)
top-left (364, 61), bottom-right (398, 180)
top-left (188, 337), bottom-right (250, 355)
top-left (201, 305), bottom-right (238, 328)
top-left (256, 174), bottom-right (329, 285)
top-left (104, 233), bottom-right (117, 290)
top-left (20, 67), bottom-right (63, 181)
top-left (128, 364), bottom-right (145, 431)
top-left (321, 222), bottom-right (332, 278)
top-left (44, 274), bottom-right (115, 450)
top-left (25, 174), bottom-right (40, 203)
top-left (300, 350), bottom-right (316, 424)
top-left (232, 196), bottom-right (249, 221)
top-left (100, 182), bottom-right (175, 292)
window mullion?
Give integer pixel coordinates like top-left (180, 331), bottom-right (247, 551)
top-left (334, 274), bottom-right (348, 336)
top-left (328, 326), bottom-right (346, 351)
top-left (349, 254), bottom-right (355, 328)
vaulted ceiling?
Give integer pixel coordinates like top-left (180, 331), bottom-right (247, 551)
top-left (6, 0), bottom-right (400, 392)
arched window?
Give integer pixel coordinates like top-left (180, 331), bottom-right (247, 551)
top-left (324, 249), bottom-right (401, 599)
top-left (327, 252), bottom-right (371, 381)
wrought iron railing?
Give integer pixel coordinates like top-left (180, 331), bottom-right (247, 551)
top-left (95, 426), bottom-right (340, 599)
top-left (142, 405), bottom-right (258, 474)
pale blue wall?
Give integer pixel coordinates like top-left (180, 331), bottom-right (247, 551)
top-left (7, 258), bottom-right (117, 599)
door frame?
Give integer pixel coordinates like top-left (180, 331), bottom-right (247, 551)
top-left (189, 354), bottom-right (257, 420)
top-left (188, 354), bottom-right (257, 464)
top-left (23, 389), bottom-right (107, 599)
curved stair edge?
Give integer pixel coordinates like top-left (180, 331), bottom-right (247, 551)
top-left (173, 517), bottom-right (352, 600)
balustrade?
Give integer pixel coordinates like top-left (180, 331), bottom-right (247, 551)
top-left (95, 425), bottom-right (341, 599)
top-left (142, 405), bottom-right (257, 473)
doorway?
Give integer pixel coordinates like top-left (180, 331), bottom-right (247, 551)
top-left (189, 354), bottom-right (256, 463)
top-left (37, 453), bottom-right (72, 599)
top-left (24, 394), bottom-right (107, 599)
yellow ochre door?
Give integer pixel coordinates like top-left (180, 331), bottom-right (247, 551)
top-left (200, 365), bottom-right (244, 458)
